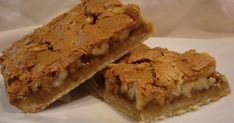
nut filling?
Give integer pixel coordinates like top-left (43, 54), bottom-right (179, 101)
top-left (90, 42), bottom-right (110, 56)
top-left (103, 48), bottom-right (222, 110)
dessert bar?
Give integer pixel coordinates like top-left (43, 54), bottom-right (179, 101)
top-left (0, 0), bottom-right (153, 112)
top-left (85, 47), bottom-right (231, 122)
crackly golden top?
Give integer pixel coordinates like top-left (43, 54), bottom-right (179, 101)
top-left (104, 48), bottom-right (216, 109)
top-left (0, 0), bottom-right (146, 101)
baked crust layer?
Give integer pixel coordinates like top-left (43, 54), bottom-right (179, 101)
top-left (85, 47), bottom-right (231, 122)
top-left (0, 0), bottom-right (153, 112)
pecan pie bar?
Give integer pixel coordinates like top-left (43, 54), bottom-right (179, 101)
top-left (85, 47), bottom-right (231, 122)
top-left (0, 0), bottom-right (153, 112)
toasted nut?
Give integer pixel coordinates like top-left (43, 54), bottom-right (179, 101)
top-left (112, 29), bottom-right (130, 42)
top-left (91, 42), bottom-right (109, 56)
top-left (208, 77), bottom-right (216, 84)
top-left (86, 16), bottom-right (94, 24)
top-left (112, 7), bottom-right (124, 14)
top-left (53, 70), bottom-right (68, 87)
top-left (30, 46), bottom-right (47, 52)
top-left (31, 82), bottom-right (41, 93)
top-left (181, 77), bottom-right (213, 98)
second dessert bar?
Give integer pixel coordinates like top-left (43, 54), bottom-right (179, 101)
top-left (85, 47), bottom-right (231, 122)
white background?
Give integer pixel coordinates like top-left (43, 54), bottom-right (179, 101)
top-left (0, 0), bottom-right (234, 38)
top-left (0, 1), bottom-right (234, 122)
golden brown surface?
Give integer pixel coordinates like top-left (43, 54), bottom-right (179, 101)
top-left (104, 48), bottom-right (216, 110)
top-left (0, 0), bottom-right (153, 112)
top-left (85, 47), bottom-right (230, 122)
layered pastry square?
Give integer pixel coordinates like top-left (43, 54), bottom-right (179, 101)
top-left (85, 46), bottom-right (231, 122)
top-left (0, 0), bottom-right (153, 112)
